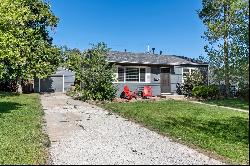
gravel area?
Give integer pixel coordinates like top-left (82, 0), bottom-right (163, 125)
top-left (41, 93), bottom-right (224, 165)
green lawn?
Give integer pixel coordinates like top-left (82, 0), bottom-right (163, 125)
top-left (102, 100), bottom-right (249, 165)
top-left (204, 98), bottom-right (249, 110)
top-left (0, 92), bottom-right (48, 165)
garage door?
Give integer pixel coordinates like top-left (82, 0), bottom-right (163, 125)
top-left (40, 76), bottom-right (63, 92)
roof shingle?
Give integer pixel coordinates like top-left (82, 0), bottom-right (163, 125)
top-left (107, 51), bottom-right (208, 66)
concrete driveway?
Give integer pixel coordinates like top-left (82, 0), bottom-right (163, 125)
top-left (41, 93), bottom-right (224, 165)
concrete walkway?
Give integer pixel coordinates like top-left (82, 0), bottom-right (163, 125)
top-left (188, 100), bottom-right (249, 113)
top-left (41, 93), bottom-right (224, 165)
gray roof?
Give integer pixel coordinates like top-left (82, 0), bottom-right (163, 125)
top-left (52, 67), bottom-right (75, 76)
top-left (107, 51), bottom-right (208, 66)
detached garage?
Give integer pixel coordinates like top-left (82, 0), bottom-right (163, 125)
top-left (34, 67), bottom-right (75, 93)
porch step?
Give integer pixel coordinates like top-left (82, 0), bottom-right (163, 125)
top-left (161, 93), bottom-right (172, 95)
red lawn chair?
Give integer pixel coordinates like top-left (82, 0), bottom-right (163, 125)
top-left (142, 86), bottom-right (152, 98)
top-left (123, 85), bottom-right (137, 100)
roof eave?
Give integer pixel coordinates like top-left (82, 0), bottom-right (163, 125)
top-left (108, 61), bottom-right (208, 66)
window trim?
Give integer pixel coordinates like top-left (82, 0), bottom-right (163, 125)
top-left (114, 66), bottom-right (149, 83)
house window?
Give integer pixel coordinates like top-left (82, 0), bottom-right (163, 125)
top-left (182, 68), bottom-right (197, 83)
top-left (140, 68), bottom-right (146, 82)
top-left (126, 67), bottom-right (139, 82)
top-left (183, 69), bottom-right (190, 77)
top-left (118, 67), bottom-right (124, 82)
top-left (117, 67), bottom-right (147, 83)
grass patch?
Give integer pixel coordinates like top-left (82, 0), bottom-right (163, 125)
top-left (0, 92), bottom-right (48, 165)
top-left (204, 98), bottom-right (249, 110)
top-left (102, 100), bottom-right (249, 164)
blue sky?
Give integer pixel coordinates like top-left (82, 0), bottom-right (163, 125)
top-left (50, 0), bottom-right (206, 58)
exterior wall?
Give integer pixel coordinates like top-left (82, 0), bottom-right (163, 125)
top-left (113, 64), bottom-right (208, 96)
top-left (40, 76), bottom-right (63, 92)
top-left (150, 66), bottom-right (161, 84)
top-left (114, 65), bottom-right (161, 97)
top-left (170, 66), bottom-right (183, 94)
top-left (114, 83), bottom-right (161, 97)
top-left (170, 65), bottom-right (209, 94)
top-left (64, 75), bottom-right (75, 92)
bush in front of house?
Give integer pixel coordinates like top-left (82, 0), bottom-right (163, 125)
top-left (236, 83), bottom-right (249, 102)
top-left (66, 42), bottom-right (117, 101)
top-left (192, 85), bottom-right (220, 100)
top-left (181, 70), bottom-right (206, 97)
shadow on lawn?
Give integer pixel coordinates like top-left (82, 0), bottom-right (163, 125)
top-left (207, 99), bottom-right (249, 110)
top-left (0, 102), bottom-right (23, 117)
top-left (0, 92), bottom-right (20, 98)
top-left (164, 116), bottom-right (249, 145)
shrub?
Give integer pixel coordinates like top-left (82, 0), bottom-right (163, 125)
top-left (66, 43), bottom-right (117, 101)
top-left (181, 69), bottom-right (206, 97)
top-left (192, 85), bottom-right (219, 100)
top-left (207, 85), bottom-right (220, 99)
top-left (237, 83), bottom-right (249, 101)
top-left (0, 80), bottom-right (18, 92)
top-left (192, 86), bottom-right (207, 99)
top-left (182, 83), bottom-right (194, 97)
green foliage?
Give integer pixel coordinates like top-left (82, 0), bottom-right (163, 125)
top-left (67, 43), bottom-right (117, 101)
top-left (60, 46), bottom-right (83, 80)
top-left (0, 0), bottom-right (61, 82)
top-left (237, 83), bottom-right (249, 101)
top-left (0, 93), bottom-right (48, 164)
top-left (186, 70), bottom-right (205, 87)
top-left (192, 85), bottom-right (220, 99)
top-left (182, 70), bottom-right (206, 96)
top-left (205, 98), bottom-right (249, 110)
top-left (198, 0), bottom-right (249, 96)
top-left (102, 100), bottom-right (249, 164)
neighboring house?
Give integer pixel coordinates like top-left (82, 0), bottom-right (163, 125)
top-left (34, 67), bottom-right (75, 93)
top-left (107, 51), bottom-right (208, 97)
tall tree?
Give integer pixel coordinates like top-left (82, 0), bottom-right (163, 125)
top-left (0, 0), bottom-right (61, 92)
top-left (71, 43), bottom-right (117, 101)
top-left (198, 0), bottom-right (249, 97)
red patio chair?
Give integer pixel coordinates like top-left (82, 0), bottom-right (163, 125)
top-left (142, 86), bottom-right (152, 98)
top-left (123, 85), bottom-right (137, 100)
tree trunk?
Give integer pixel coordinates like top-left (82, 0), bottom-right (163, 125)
top-left (224, 3), bottom-right (230, 97)
top-left (16, 77), bottom-right (22, 94)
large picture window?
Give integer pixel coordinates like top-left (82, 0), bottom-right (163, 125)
top-left (126, 68), bottom-right (139, 82)
top-left (117, 67), bottom-right (147, 83)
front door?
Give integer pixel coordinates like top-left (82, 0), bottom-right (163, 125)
top-left (160, 68), bottom-right (171, 93)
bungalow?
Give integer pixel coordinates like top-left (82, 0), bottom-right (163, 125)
top-left (107, 51), bottom-right (208, 97)
top-left (34, 51), bottom-right (208, 96)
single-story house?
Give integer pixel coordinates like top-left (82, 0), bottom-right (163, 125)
top-left (107, 51), bottom-right (209, 97)
top-left (34, 51), bottom-right (208, 96)
top-left (34, 67), bottom-right (75, 93)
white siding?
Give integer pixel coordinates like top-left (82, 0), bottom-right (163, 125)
top-left (170, 74), bottom-right (182, 84)
top-left (171, 84), bottom-right (177, 93)
top-left (170, 66), bottom-right (182, 94)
